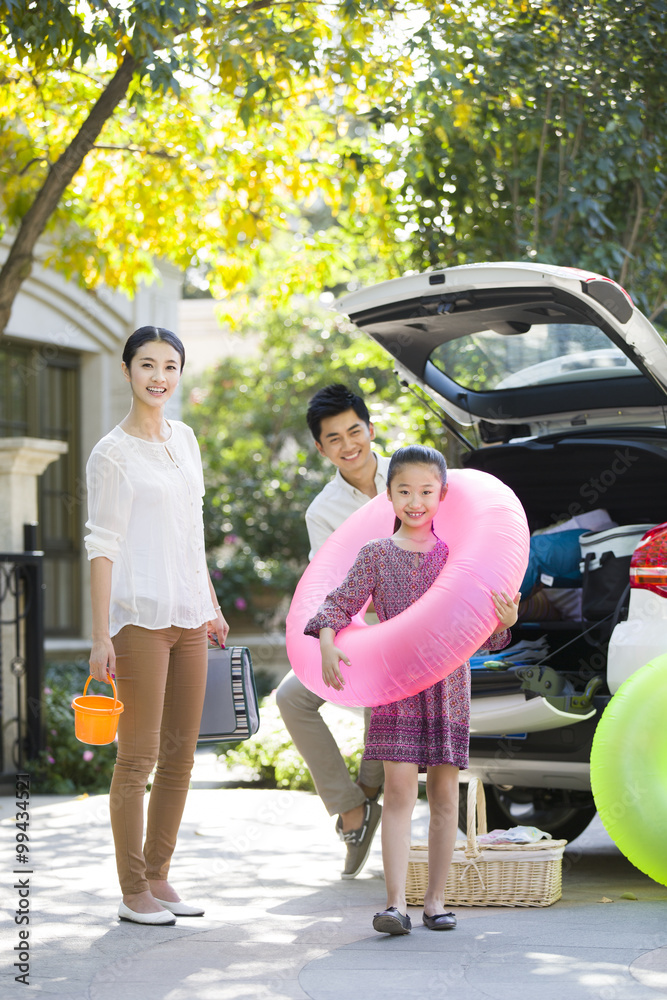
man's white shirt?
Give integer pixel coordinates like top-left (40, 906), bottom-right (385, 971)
top-left (305, 453), bottom-right (390, 560)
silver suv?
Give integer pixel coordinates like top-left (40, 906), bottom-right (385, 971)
top-left (338, 262), bottom-right (667, 841)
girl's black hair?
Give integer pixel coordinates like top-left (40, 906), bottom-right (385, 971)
top-left (387, 445), bottom-right (448, 489)
top-left (387, 445), bottom-right (448, 533)
top-left (122, 326), bottom-right (186, 372)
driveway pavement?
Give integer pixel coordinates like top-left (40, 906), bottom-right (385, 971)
top-left (2, 751), bottom-right (666, 999)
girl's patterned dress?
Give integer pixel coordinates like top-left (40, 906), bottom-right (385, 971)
top-left (304, 537), bottom-right (511, 771)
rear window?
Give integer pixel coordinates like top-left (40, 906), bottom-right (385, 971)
top-left (429, 323), bottom-right (641, 391)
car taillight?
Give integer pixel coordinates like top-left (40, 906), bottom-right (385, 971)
top-left (629, 523), bottom-right (667, 596)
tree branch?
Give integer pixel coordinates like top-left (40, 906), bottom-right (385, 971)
top-left (619, 182), bottom-right (644, 287)
top-left (649, 297), bottom-right (666, 323)
top-left (533, 85), bottom-right (552, 252)
top-left (647, 188), bottom-right (667, 231)
top-left (0, 52), bottom-right (137, 335)
top-left (96, 0), bottom-right (118, 19)
top-left (92, 143), bottom-right (179, 160)
top-left (550, 95), bottom-right (566, 242)
top-left (568, 96), bottom-right (585, 166)
top-left (511, 146), bottom-right (520, 250)
top-left (18, 156), bottom-right (49, 177)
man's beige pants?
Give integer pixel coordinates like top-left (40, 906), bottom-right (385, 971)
top-left (276, 670), bottom-right (384, 816)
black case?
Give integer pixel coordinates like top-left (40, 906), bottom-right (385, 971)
top-left (198, 645), bottom-right (260, 743)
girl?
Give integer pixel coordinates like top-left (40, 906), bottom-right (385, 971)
top-left (86, 326), bottom-right (229, 925)
top-left (305, 445), bottom-right (518, 935)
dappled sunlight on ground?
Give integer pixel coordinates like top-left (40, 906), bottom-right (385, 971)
top-left (2, 778), bottom-right (667, 999)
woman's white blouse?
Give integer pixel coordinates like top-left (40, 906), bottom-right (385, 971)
top-left (84, 421), bottom-right (217, 637)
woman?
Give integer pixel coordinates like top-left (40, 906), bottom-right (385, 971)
top-left (86, 325), bottom-right (228, 925)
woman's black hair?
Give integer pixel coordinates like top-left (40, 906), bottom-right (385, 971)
top-left (306, 383), bottom-right (371, 442)
top-left (387, 445), bottom-right (448, 532)
top-left (122, 326), bottom-right (186, 372)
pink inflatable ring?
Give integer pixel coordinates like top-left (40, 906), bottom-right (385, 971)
top-left (286, 468), bottom-right (529, 707)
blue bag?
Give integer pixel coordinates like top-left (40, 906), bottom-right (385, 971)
top-left (520, 529), bottom-right (586, 596)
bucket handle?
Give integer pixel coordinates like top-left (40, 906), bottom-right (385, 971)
top-left (82, 674), bottom-right (121, 712)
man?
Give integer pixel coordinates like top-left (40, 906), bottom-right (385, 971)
top-left (277, 384), bottom-right (387, 878)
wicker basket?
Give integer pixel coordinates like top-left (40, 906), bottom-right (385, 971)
top-left (406, 778), bottom-right (567, 907)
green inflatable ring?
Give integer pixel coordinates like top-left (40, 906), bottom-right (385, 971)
top-left (591, 653), bottom-right (667, 886)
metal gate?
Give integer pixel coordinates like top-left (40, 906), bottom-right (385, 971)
top-left (0, 524), bottom-right (45, 778)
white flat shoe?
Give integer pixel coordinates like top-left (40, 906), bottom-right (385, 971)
top-left (118, 900), bottom-right (176, 925)
top-left (152, 897), bottom-right (205, 917)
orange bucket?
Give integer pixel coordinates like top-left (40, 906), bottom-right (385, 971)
top-left (71, 676), bottom-right (124, 745)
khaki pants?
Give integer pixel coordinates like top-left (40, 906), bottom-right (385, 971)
top-left (276, 670), bottom-right (384, 817)
top-left (110, 623), bottom-right (207, 895)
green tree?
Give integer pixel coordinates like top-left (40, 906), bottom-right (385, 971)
top-left (2, 0), bottom-right (664, 333)
top-left (343, 0), bottom-right (667, 321)
top-left (0, 0), bottom-right (443, 333)
top-left (184, 300), bottom-right (445, 622)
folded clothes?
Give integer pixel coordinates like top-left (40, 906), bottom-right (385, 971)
top-left (470, 636), bottom-right (550, 669)
top-left (532, 508), bottom-right (616, 537)
top-left (501, 637), bottom-right (550, 660)
top-left (477, 826), bottom-right (553, 845)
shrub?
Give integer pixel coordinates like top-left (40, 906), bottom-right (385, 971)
top-left (218, 693), bottom-right (365, 791)
top-left (29, 660), bottom-right (117, 794)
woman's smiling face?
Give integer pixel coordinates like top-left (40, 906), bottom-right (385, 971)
top-left (122, 340), bottom-right (181, 408)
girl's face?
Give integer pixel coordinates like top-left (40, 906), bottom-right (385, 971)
top-left (122, 340), bottom-right (181, 408)
top-left (387, 463), bottom-right (447, 528)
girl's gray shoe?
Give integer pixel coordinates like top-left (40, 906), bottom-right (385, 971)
top-left (372, 907), bottom-right (412, 935)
